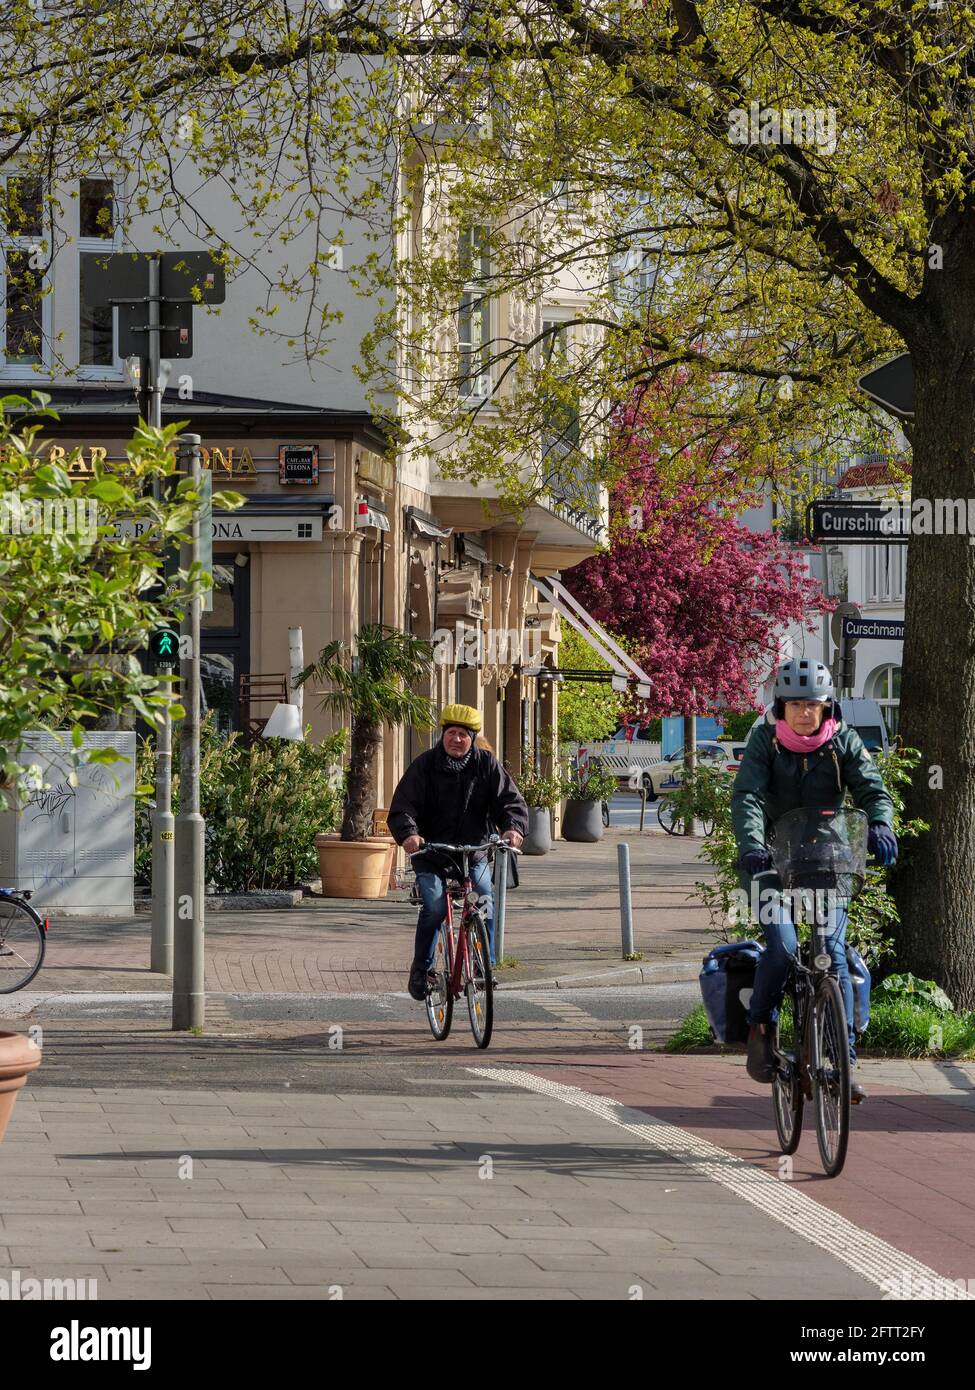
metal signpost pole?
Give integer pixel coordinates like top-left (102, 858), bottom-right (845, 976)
top-left (494, 848), bottom-right (508, 965)
top-left (683, 708), bottom-right (697, 836)
top-left (172, 435), bottom-right (205, 1031)
top-left (144, 255), bottom-right (176, 974)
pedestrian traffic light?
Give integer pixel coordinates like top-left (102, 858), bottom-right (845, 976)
top-left (149, 627), bottom-right (180, 664)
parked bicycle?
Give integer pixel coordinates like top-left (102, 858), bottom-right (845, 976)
top-left (0, 888), bottom-right (47, 993)
top-left (762, 806), bottom-right (869, 1178)
top-left (657, 797), bottom-right (714, 837)
top-left (409, 835), bottom-right (520, 1049)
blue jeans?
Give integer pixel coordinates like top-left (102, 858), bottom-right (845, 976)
top-left (748, 898), bottom-right (857, 1063)
top-left (413, 860), bottom-right (495, 971)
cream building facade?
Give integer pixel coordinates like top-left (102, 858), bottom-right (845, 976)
top-left (3, 137), bottom-right (612, 815)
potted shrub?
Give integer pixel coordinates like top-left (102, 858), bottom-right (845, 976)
top-left (562, 763), bottom-right (618, 843)
top-left (515, 765), bottom-right (570, 855)
top-left (0, 1032), bottom-right (42, 1146)
top-left (297, 624), bottom-right (435, 899)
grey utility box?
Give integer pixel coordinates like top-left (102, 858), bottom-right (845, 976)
top-left (0, 732), bottom-right (136, 916)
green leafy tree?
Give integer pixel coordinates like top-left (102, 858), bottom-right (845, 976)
top-left (0, 397), bottom-right (240, 799)
top-left (556, 626), bottom-right (622, 745)
top-left (7, 3), bottom-right (975, 997)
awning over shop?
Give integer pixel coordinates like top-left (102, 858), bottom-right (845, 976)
top-left (529, 574), bottom-right (653, 699)
top-left (355, 499), bottom-right (389, 531)
top-left (405, 506), bottom-right (452, 541)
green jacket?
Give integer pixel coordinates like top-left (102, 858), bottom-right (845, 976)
top-left (731, 718), bottom-right (894, 859)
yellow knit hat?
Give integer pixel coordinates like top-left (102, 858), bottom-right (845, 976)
top-left (440, 703), bottom-right (482, 733)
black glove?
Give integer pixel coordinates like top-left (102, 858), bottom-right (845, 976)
top-left (739, 847), bottom-right (772, 876)
top-left (868, 824), bottom-right (898, 866)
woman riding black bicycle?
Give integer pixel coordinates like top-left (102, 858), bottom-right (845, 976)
top-left (732, 658), bottom-right (898, 1104)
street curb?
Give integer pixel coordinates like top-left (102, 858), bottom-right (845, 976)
top-left (135, 889), bottom-right (305, 912)
top-left (501, 960), bottom-right (702, 991)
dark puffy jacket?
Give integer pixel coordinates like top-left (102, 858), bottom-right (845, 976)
top-left (388, 741), bottom-right (529, 866)
top-left (732, 718), bottom-right (893, 884)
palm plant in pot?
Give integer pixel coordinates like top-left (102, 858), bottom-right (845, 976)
top-left (297, 624), bottom-right (436, 898)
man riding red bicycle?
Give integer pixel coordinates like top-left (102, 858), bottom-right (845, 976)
top-left (388, 704), bottom-right (528, 1001)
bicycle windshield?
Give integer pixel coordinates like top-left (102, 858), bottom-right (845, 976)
top-left (770, 807), bottom-right (868, 899)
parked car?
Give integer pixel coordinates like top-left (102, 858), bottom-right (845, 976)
top-left (633, 741), bottom-right (737, 799)
top-left (572, 734), bottom-right (749, 796)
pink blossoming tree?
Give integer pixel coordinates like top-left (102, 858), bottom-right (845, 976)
top-left (564, 395), bottom-right (830, 717)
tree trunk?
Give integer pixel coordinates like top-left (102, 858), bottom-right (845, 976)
top-left (340, 717), bottom-right (382, 842)
top-left (893, 311), bottom-right (975, 1009)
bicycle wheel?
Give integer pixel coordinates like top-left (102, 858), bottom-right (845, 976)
top-left (813, 975), bottom-right (851, 1177)
top-left (425, 923), bottom-right (453, 1041)
top-left (771, 984), bottom-right (804, 1154)
top-left (0, 897), bottom-right (45, 994)
top-left (657, 798), bottom-right (681, 835)
top-left (464, 915), bottom-right (493, 1049)
top-left (601, 800), bottom-right (610, 828)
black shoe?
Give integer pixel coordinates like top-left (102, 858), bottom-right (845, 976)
top-left (408, 967), bottom-right (428, 1001)
top-left (746, 1023), bottom-right (775, 1084)
top-left (851, 1080), bottom-right (867, 1105)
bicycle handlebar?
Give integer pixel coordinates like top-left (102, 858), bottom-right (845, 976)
top-left (408, 836), bottom-right (522, 858)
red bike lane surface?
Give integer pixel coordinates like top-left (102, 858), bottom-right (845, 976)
top-left (484, 1047), bottom-right (975, 1282)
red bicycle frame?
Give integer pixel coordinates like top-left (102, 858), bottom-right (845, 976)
top-left (441, 875), bottom-right (476, 997)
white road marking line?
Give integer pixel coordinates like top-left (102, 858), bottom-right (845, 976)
top-left (469, 1066), bottom-right (974, 1301)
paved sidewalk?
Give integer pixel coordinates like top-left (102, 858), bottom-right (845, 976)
top-left (0, 1078), bottom-right (880, 1301)
top-left (32, 829), bottom-right (717, 998)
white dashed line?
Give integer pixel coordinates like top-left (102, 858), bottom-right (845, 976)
top-left (470, 1066), bottom-right (975, 1301)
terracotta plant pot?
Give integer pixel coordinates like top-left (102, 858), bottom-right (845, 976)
top-left (367, 834), bottom-right (397, 898)
top-left (314, 833), bottom-right (395, 899)
top-left (0, 1031), bottom-right (42, 1145)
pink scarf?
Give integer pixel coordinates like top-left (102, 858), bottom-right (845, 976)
top-left (775, 716), bottom-right (838, 754)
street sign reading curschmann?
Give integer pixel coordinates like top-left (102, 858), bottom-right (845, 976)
top-left (806, 500), bottom-right (910, 543)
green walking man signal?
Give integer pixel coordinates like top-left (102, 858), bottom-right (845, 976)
top-left (150, 627), bottom-right (180, 663)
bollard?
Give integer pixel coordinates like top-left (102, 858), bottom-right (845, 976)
top-left (618, 841), bottom-right (634, 957)
top-left (639, 787), bottom-right (647, 833)
top-left (494, 847), bottom-right (508, 964)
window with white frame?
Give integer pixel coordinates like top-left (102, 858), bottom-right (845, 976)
top-left (868, 664), bottom-right (901, 737)
top-left (540, 318), bottom-right (580, 458)
top-left (866, 543), bottom-right (904, 604)
top-left (457, 225), bottom-right (491, 400)
top-left (78, 177), bottom-right (121, 371)
top-left (610, 243), bottom-right (660, 309)
top-left (1, 173), bottom-right (47, 371)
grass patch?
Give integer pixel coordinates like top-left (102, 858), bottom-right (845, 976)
top-left (666, 998), bottom-right (975, 1058)
top-left (623, 952), bottom-right (644, 962)
top-left (665, 1004), bottom-right (717, 1051)
top-left (862, 999), bottom-right (975, 1058)
top-left (494, 956), bottom-right (521, 970)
